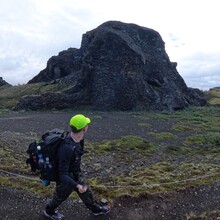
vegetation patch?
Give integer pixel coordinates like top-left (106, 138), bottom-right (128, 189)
top-left (137, 122), bottom-right (151, 127)
top-left (0, 176), bottom-right (55, 197)
top-left (205, 132), bottom-right (220, 147)
top-left (187, 209), bottom-right (220, 220)
top-left (0, 141), bottom-right (27, 173)
top-left (89, 162), bottom-right (220, 199)
top-left (184, 132), bottom-right (220, 153)
top-left (133, 115), bottom-right (150, 120)
top-left (184, 134), bottom-right (206, 146)
top-left (171, 123), bottom-right (195, 132)
top-left (205, 87), bottom-right (220, 105)
top-left (149, 132), bottom-right (178, 140)
top-left (164, 145), bottom-right (195, 156)
top-left (0, 106), bottom-right (220, 204)
top-left (89, 135), bottom-right (157, 156)
top-left (0, 83), bottom-right (68, 109)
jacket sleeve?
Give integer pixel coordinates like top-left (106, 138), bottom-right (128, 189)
top-left (57, 142), bottom-right (78, 189)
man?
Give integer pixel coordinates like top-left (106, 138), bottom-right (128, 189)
top-left (44, 114), bottom-right (110, 220)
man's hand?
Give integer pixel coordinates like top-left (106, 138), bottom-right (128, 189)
top-left (76, 184), bottom-right (88, 193)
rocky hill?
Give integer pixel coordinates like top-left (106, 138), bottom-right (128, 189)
top-left (0, 77), bottom-right (11, 87)
top-left (17, 21), bottom-right (206, 111)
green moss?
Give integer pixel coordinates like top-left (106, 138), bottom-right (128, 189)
top-left (184, 135), bottom-right (206, 146)
top-left (92, 136), bottom-right (157, 155)
top-left (0, 82), bottom-right (69, 109)
top-left (133, 115), bottom-right (150, 120)
top-left (0, 141), bottom-right (28, 173)
top-left (149, 132), bottom-right (178, 140)
top-left (0, 176), bottom-right (55, 196)
top-left (206, 88), bottom-right (220, 105)
top-left (171, 124), bottom-right (194, 132)
top-left (0, 109), bottom-right (11, 115)
top-left (187, 209), bottom-right (220, 219)
top-left (203, 132), bottom-right (220, 153)
top-left (164, 145), bottom-right (185, 156)
top-left (138, 123), bottom-right (151, 127)
top-left (87, 162), bottom-right (220, 199)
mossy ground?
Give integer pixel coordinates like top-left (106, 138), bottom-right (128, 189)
top-left (0, 83), bottom-right (68, 109)
top-left (0, 107), bottom-right (219, 202)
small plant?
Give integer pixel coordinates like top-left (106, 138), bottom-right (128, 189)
top-left (149, 132), bottom-right (178, 140)
top-left (138, 122), bottom-right (151, 127)
top-left (89, 135), bottom-right (157, 155)
top-left (184, 135), bottom-right (206, 146)
top-left (171, 124), bottom-right (194, 132)
top-left (204, 132), bottom-right (220, 153)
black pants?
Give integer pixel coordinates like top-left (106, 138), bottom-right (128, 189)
top-left (46, 182), bottom-right (101, 213)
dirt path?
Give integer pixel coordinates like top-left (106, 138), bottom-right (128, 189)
top-left (2, 181), bottom-right (220, 220)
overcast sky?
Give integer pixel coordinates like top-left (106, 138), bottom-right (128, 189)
top-left (0, 0), bottom-right (219, 90)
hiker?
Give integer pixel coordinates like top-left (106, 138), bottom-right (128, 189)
top-left (43, 114), bottom-right (110, 220)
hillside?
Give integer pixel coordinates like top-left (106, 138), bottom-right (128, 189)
top-left (0, 82), bottom-right (68, 110)
top-left (205, 87), bottom-right (220, 105)
top-left (0, 106), bottom-right (220, 219)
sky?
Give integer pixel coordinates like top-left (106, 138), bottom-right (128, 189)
top-left (0, 0), bottom-right (219, 90)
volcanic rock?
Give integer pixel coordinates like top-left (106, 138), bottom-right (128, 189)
top-left (18, 21), bottom-right (206, 111)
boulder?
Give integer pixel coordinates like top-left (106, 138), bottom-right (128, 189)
top-left (18, 21), bottom-right (206, 111)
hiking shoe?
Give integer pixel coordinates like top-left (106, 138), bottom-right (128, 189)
top-left (93, 205), bottom-right (110, 216)
top-left (43, 209), bottom-right (64, 220)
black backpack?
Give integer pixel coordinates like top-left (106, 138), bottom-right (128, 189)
top-left (26, 128), bottom-right (68, 186)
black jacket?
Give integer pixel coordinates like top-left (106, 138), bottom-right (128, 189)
top-left (57, 135), bottom-right (85, 189)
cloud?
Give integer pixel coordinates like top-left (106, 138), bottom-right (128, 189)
top-left (0, 0), bottom-right (220, 90)
top-left (184, 72), bottom-right (220, 91)
top-left (0, 0), bottom-right (87, 84)
top-left (176, 52), bottom-right (220, 90)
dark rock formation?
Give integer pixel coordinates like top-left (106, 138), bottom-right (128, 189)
top-left (0, 77), bottom-right (11, 87)
top-left (28, 48), bottom-right (82, 83)
top-left (18, 21), bottom-right (206, 111)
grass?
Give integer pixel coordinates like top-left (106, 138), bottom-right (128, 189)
top-left (138, 122), bottom-right (151, 127)
top-left (0, 83), bottom-right (68, 109)
top-left (0, 141), bottom-right (27, 172)
top-left (171, 123), bottom-right (194, 132)
top-left (149, 132), bottom-right (178, 140)
top-left (205, 87), bottom-right (220, 105)
top-left (88, 135), bottom-right (157, 156)
top-left (184, 134), bottom-right (206, 146)
top-left (90, 162), bottom-right (220, 199)
top-left (187, 209), bottom-right (220, 220)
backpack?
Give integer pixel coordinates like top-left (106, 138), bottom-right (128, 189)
top-left (26, 128), bottom-right (68, 186)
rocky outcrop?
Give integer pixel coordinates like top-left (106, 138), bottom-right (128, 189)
top-left (18, 21), bottom-right (206, 111)
top-left (28, 48), bottom-right (82, 83)
top-left (0, 77), bottom-right (11, 87)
